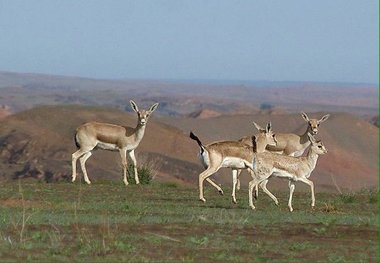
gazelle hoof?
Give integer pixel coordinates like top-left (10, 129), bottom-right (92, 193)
top-left (218, 189), bottom-right (224, 196)
top-left (250, 205), bottom-right (256, 210)
top-left (85, 180), bottom-right (91, 185)
top-left (289, 207), bottom-right (294, 212)
top-left (232, 198), bottom-right (237, 204)
top-left (200, 198), bottom-right (206, 203)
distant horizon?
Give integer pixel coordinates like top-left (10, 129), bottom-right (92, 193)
top-left (0, 70), bottom-right (378, 87)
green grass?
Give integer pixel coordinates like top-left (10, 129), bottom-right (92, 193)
top-left (0, 180), bottom-right (378, 261)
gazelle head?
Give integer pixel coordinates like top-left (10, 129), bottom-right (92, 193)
top-left (130, 100), bottom-right (159, 126)
top-left (307, 133), bottom-right (328, 155)
top-left (301, 112), bottom-right (330, 135)
top-left (253, 121), bottom-right (277, 147)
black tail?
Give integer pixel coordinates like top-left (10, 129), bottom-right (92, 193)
top-left (74, 132), bottom-right (80, 149)
top-left (189, 131), bottom-right (205, 154)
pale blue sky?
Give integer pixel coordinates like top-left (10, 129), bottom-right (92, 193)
top-left (0, 0), bottom-right (378, 83)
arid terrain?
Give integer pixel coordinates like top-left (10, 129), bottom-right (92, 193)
top-left (0, 71), bottom-right (378, 193)
top-left (0, 71), bottom-right (378, 262)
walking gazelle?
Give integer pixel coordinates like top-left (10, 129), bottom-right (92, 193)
top-left (71, 100), bottom-right (159, 186)
top-left (190, 121), bottom-right (278, 204)
top-left (249, 133), bottom-right (328, 211)
top-left (237, 112), bottom-right (330, 201)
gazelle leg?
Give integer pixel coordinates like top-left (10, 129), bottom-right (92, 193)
top-left (248, 169), bottom-right (264, 210)
top-left (127, 150), bottom-right (139, 184)
top-left (71, 149), bottom-right (88, 182)
top-left (206, 178), bottom-right (224, 195)
top-left (199, 165), bottom-right (221, 203)
top-left (236, 169), bottom-right (242, 191)
top-left (248, 178), bottom-right (260, 210)
top-left (232, 169), bottom-right (238, 204)
top-left (79, 152), bottom-right (92, 184)
top-left (254, 184), bottom-right (259, 200)
top-left (299, 177), bottom-right (315, 208)
top-left (260, 179), bottom-right (279, 205)
top-left (119, 148), bottom-right (129, 186)
top-left (288, 181), bottom-right (296, 212)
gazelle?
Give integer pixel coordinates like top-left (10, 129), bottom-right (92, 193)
top-left (71, 100), bottom-right (159, 186)
top-left (249, 133), bottom-right (328, 211)
top-left (238, 112), bottom-right (330, 201)
top-left (190, 122), bottom-right (277, 204)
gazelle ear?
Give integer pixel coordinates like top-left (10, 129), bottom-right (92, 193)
top-left (307, 132), bottom-right (316, 144)
top-left (130, 100), bottom-right (139, 112)
top-left (148, 102), bottom-right (159, 113)
top-left (319, 114), bottom-right (330, 123)
top-left (252, 121), bottom-right (265, 132)
top-left (266, 122), bottom-right (272, 133)
top-left (301, 112), bottom-right (310, 122)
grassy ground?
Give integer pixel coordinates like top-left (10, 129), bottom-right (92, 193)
top-left (0, 179), bottom-right (378, 262)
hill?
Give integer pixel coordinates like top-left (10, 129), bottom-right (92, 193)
top-left (0, 105), bottom-right (201, 185)
top-left (0, 105), bottom-right (378, 193)
top-left (161, 111), bottom-right (379, 192)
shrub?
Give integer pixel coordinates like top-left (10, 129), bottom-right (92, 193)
top-left (127, 165), bottom-right (154, 185)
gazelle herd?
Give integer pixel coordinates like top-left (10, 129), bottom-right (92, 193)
top-left (71, 99), bottom-right (329, 212)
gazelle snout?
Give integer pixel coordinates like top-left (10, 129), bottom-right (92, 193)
top-left (309, 122), bottom-right (319, 135)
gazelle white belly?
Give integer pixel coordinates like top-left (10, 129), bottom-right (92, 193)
top-left (96, 142), bottom-right (119, 151)
top-left (221, 157), bottom-right (246, 169)
top-left (272, 168), bottom-right (295, 179)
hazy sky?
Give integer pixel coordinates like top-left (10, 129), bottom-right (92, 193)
top-left (0, 0), bottom-right (378, 83)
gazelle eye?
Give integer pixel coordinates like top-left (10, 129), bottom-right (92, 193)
top-left (318, 145), bottom-right (322, 148)
top-left (272, 134), bottom-right (275, 138)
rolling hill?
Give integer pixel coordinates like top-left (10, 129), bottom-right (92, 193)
top-left (0, 105), bottom-right (202, 185)
top-left (161, 111), bottom-right (379, 192)
top-left (0, 105), bottom-right (378, 193)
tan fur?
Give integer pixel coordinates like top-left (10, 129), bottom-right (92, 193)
top-left (71, 100), bottom-right (159, 186)
top-left (194, 122), bottom-right (277, 204)
top-left (249, 133), bottom-right (328, 211)
top-left (240, 112), bottom-right (330, 202)
top-left (265, 112), bottom-right (329, 156)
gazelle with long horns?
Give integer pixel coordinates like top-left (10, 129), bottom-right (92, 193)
top-left (71, 100), bottom-right (159, 186)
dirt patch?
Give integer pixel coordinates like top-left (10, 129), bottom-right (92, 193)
top-left (0, 199), bottom-right (48, 209)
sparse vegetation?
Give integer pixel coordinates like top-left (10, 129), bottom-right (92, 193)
top-left (0, 181), bottom-right (377, 261)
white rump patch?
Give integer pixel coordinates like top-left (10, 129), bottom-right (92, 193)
top-left (199, 151), bottom-right (210, 168)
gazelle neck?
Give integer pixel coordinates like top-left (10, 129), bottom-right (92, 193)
top-left (300, 127), bottom-right (312, 146)
top-left (135, 122), bottom-right (147, 142)
top-left (306, 147), bottom-right (319, 170)
top-left (255, 136), bottom-right (267, 153)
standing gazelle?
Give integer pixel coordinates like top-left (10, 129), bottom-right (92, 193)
top-left (190, 122), bottom-right (277, 204)
top-left (71, 100), bottom-right (159, 186)
top-left (249, 133), bottom-right (328, 211)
